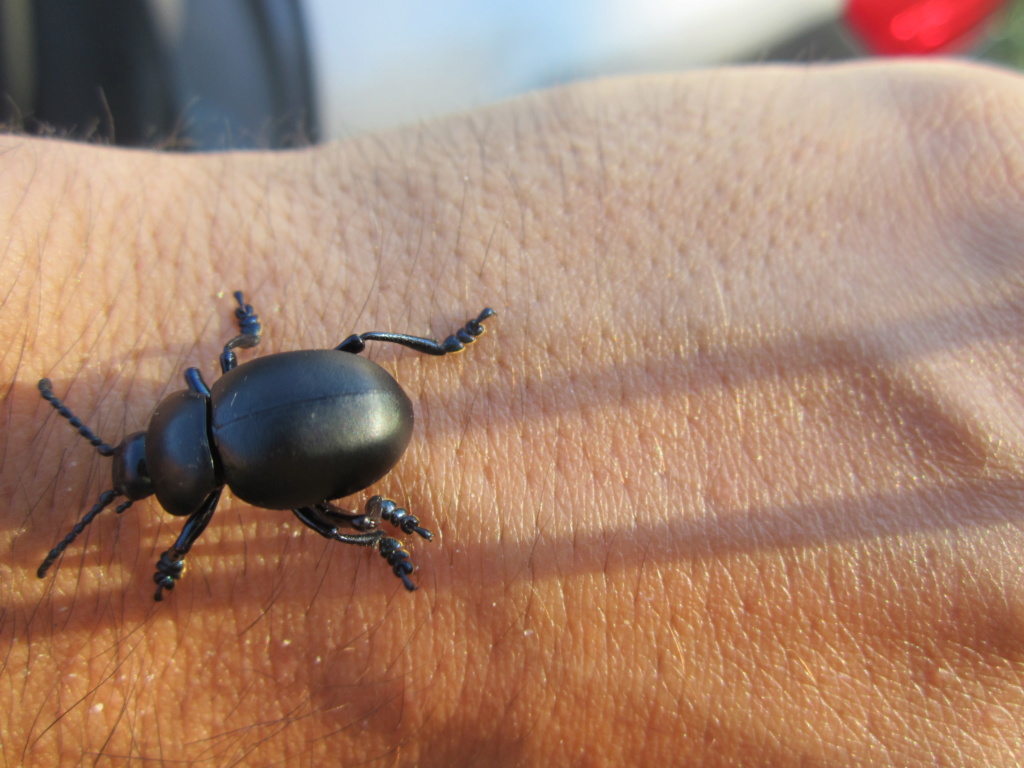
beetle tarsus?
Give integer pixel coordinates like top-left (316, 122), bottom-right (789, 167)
top-left (221, 291), bottom-right (263, 373)
top-left (233, 291), bottom-right (262, 338)
top-left (153, 552), bottom-right (185, 601)
top-left (368, 495), bottom-right (434, 541)
top-left (441, 307), bottom-right (496, 354)
top-left (379, 537), bottom-right (417, 591)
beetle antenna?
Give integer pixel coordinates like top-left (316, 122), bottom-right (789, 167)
top-left (38, 379), bottom-right (115, 456)
top-left (37, 490), bottom-right (135, 578)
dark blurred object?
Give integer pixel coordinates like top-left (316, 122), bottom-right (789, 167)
top-left (761, 19), bottom-right (862, 63)
top-left (0, 0), bottom-right (317, 148)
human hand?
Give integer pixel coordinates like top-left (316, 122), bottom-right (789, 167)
top-left (2, 60), bottom-right (1024, 765)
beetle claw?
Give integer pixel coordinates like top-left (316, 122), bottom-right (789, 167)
top-left (378, 537), bottom-right (418, 591)
top-left (397, 572), bottom-right (417, 591)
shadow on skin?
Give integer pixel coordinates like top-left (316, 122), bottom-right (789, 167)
top-left (3, 285), bottom-right (1024, 763)
top-left (3, 287), bottom-right (1023, 612)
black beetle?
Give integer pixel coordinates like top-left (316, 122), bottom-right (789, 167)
top-left (37, 292), bottom-right (494, 600)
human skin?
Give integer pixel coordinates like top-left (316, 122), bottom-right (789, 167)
top-left (2, 60), bottom-right (1024, 766)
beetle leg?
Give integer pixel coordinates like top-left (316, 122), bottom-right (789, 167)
top-left (293, 505), bottom-right (383, 543)
top-left (313, 500), bottom-right (379, 532)
top-left (292, 506), bottom-right (420, 591)
top-left (184, 367), bottom-right (211, 397)
top-left (315, 497), bottom-right (433, 540)
top-left (153, 488), bottom-right (222, 601)
top-left (335, 308), bottom-right (495, 356)
top-left (220, 291), bottom-right (263, 373)
top-left (378, 537), bottom-right (418, 591)
top-left (363, 496), bottom-right (434, 540)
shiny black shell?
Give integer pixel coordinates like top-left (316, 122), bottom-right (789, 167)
top-left (209, 350), bottom-right (414, 510)
top-left (146, 390), bottom-right (217, 516)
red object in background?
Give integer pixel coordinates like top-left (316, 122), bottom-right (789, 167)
top-left (845, 0), bottom-right (1009, 54)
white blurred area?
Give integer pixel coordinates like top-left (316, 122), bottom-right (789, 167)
top-left (304, 0), bottom-right (845, 139)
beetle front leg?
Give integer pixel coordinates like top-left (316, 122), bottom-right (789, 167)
top-left (220, 291), bottom-right (263, 373)
top-left (335, 308), bottom-right (495, 356)
top-left (153, 489), bottom-right (222, 601)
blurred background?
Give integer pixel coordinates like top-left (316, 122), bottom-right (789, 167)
top-left (1, 0), bottom-right (1022, 149)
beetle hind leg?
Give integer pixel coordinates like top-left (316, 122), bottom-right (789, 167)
top-left (292, 504), bottom-right (423, 590)
top-left (316, 497), bottom-right (433, 541)
top-left (313, 500), bottom-right (378, 532)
